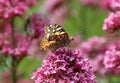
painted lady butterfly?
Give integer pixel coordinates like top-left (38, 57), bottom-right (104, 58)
top-left (40, 24), bottom-right (73, 50)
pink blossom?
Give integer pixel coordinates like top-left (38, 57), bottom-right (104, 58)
top-left (10, 34), bottom-right (30, 60)
top-left (43, 0), bottom-right (68, 25)
top-left (49, 5), bottom-right (68, 25)
top-left (99, 0), bottom-right (112, 10)
top-left (104, 46), bottom-right (120, 74)
top-left (31, 48), bottom-right (96, 83)
top-left (111, 0), bottom-right (120, 12)
top-left (79, 36), bottom-right (106, 57)
top-left (0, 0), bottom-right (38, 19)
top-left (1, 33), bottom-right (31, 60)
top-left (30, 13), bottom-right (50, 39)
top-left (91, 54), bottom-right (107, 75)
top-left (44, 0), bottom-right (64, 13)
top-left (0, 14), bottom-right (49, 60)
top-left (0, 23), bottom-right (12, 53)
top-left (76, 37), bottom-right (107, 75)
top-left (103, 12), bottom-right (120, 32)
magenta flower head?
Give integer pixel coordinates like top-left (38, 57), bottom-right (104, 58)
top-left (44, 0), bottom-right (64, 13)
top-left (30, 13), bottom-right (50, 38)
top-left (103, 12), bottom-right (120, 32)
top-left (43, 0), bottom-right (68, 25)
top-left (104, 45), bottom-right (120, 74)
top-left (111, 0), bottom-right (120, 12)
top-left (1, 33), bottom-right (31, 60)
top-left (77, 37), bottom-right (107, 75)
top-left (0, 0), bottom-right (38, 20)
top-left (49, 5), bottom-right (68, 25)
top-left (31, 48), bottom-right (96, 83)
top-left (79, 36), bottom-right (106, 57)
top-left (99, 0), bottom-right (112, 11)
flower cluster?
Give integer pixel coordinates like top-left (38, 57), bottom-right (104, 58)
top-left (43, 0), bottom-right (68, 25)
top-left (0, 12), bottom-right (50, 61)
top-left (0, 0), bottom-right (38, 20)
top-left (29, 13), bottom-right (50, 39)
top-left (31, 48), bottom-right (96, 83)
top-left (80, 0), bottom-right (120, 11)
top-left (102, 38), bottom-right (120, 74)
top-left (79, 36), bottom-right (106, 57)
top-left (99, 0), bottom-right (120, 11)
top-left (76, 37), bottom-right (107, 75)
top-left (44, 0), bottom-right (64, 13)
top-left (104, 46), bottom-right (120, 74)
top-left (99, 0), bottom-right (112, 10)
top-left (102, 0), bottom-right (120, 32)
top-left (103, 12), bottom-right (120, 32)
top-left (0, 32), bottom-right (31, 60)
top-left (111, 0), bottom-right (120, 12)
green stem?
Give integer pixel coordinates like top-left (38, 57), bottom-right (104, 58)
top-left (12, 60), bottom-right (18, 83)
top-left (11, 18), bottom-right (18, 83)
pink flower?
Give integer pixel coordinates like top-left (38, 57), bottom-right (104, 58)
top-left (100, 0), bottom-right (120, 12)
top-left (0, 0), bottom-right (38, 20)
top-left (104, 46), bottom-right (120, 74)
top-left (31, 48), bottom-right (96, 83)
top-left (10, 34), bottom-right (30, 60)
top-left (1, 33), bottom-right (31, 60)
top-left (79, 36), bottom-right (106, 57)
top-left (30, 13), bottom-right (50, 38)
top-left (49, 5), bottom-right (68, 25)
top-left (43, 0), bottom-right (68, 25)
top-left (76, 37), bottom-right (107, 75)
top-left (103, 12), bottom-right (120, 32)
top-left (99, 0), bottom-right (112, 10)
top-left (91, 54), bottom-right (107, 75)
top-left (111, 0), bottom-right (120, 12)
top-left (0, 23), bottom-right (12, 53)
top-left (44, 0), bottom-right (64, 13)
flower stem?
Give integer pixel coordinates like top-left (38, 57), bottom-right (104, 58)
top-left (11, 18), bottom-right (16, 46)
top-left (12, 60), bottom-right (18, 83)
top-left (11, 18), bottom-right (18, 83)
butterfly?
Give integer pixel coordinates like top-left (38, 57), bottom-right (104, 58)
top-left (40, 24), bottom-right (73, 50)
